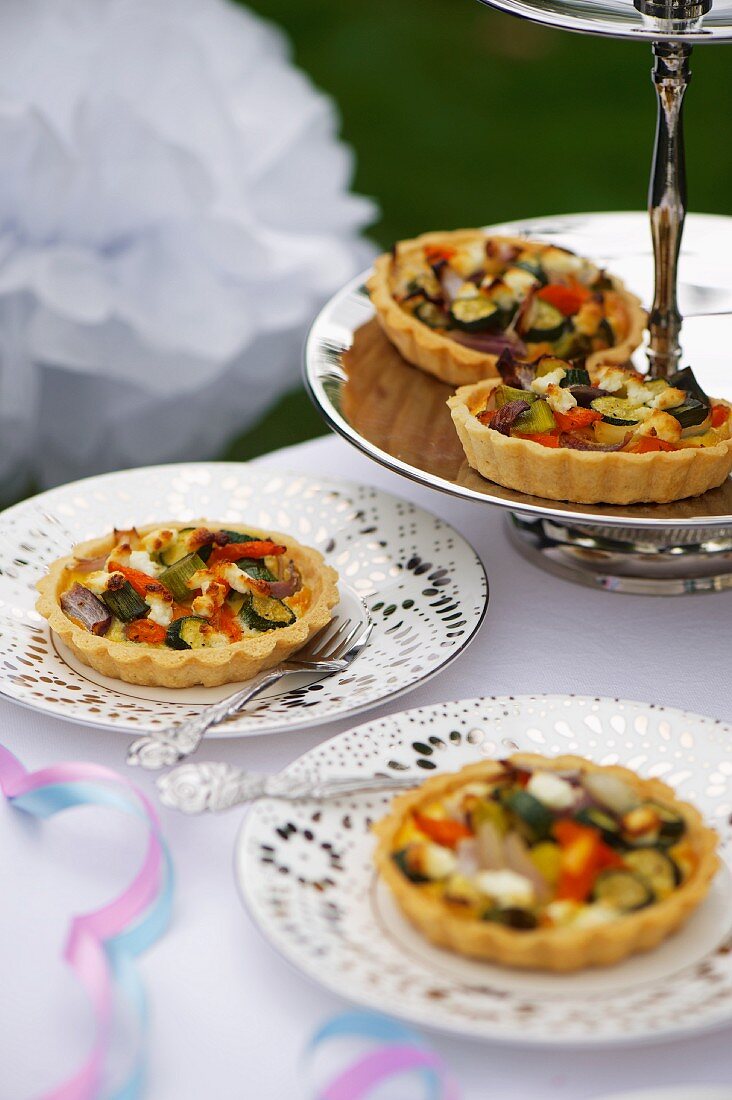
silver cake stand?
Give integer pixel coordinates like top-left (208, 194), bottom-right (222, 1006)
top-left (305, 1), bottom-right (732, 595)
top-left (477, 0), bottom-right (732, 380)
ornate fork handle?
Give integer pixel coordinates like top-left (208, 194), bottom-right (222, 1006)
top-left (127, 667), bottom-right (289, 770)
top-left (157, 761), bottom-right (421, 814)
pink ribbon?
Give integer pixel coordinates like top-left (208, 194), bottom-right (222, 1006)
top-left (321, 1044), bottom-right (461, 1100)
top-left (310, 1011), bottom-right (461, 1099)
top-left (0, 745), bottom-right (173, 1100)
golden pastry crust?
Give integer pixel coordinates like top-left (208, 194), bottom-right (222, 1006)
top-left (373, 754), bottom-right (719, 972)
top-left (36, 521), bottom-right (339, 688)
top-left (448, 378), bottom-right (732, 504)
top-left (367, 229), bottom-right (646, 386)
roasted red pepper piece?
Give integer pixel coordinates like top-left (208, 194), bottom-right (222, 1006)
top-left (553, 819), bottom-right (623, 902)
top-left (125, 619), bottom-right (167, 645)
top-left (424, 244), bottom-right (456, 266)
top-left (553, 408), bottom-right (603, 432)
top-left (515, 432), bottom-right (561, 448)
top-left (537, 281), bottom-right (591, 316)
top-left (628, 437), bottom-right (677, 453)
top-left (413, 813), bottom-right (473, 849)
top-left (110, 564), bottom-right (173, 601)
top-left (211, 601), bottom-right (243, 643)
top-left (711, 404), bottom-right (730, 428)
top-left (206, 540), bottom-right (286, 567)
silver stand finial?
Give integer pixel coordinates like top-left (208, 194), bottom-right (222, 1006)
top-left (635, 0), bottom-right (711, 26)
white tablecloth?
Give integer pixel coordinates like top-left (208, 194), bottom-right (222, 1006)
top-left (1, 435), bottom-right (731, 1100)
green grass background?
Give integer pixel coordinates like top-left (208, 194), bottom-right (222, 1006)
top-left (226, 0), bottom-right (732, 461)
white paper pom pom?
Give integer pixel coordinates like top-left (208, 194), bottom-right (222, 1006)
top-left (0, 0), bottom-right (376, 492)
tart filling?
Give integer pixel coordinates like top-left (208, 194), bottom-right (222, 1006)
top-left (374, 754), bottom-right (719, 971)
top-left (465, 355), bottom-right (731, 454)
top-left (448, 357), bottom-right (732, 503)
top-left (36, 522), bottom-right (339, 688)
top-left (367, 230), bottom-right (645, 386)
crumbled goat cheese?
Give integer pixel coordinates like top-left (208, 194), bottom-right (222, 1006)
top-left (129, 550), bottom-right (161, 577)
top-left (527, 771), bottom-right (577, 810)
top-left (145, 593), bottom-right (173, 627)
top-left (474, 870), bottom-right (535, 908)
top-left (81, 570), bottom-right (113, 595)
top-left (421, 844), bottom-right (457, 880)
top-left (531, 368), bottom-right (566, 395)
top-left (632, 410), bottom-right (682, 443)
top-left (594, 367), bottom-right (627, 393)
top-left (572, 904), bottom-right (620, 929)
top-left (545, 384), bottom-right (577, 415)
top-left (624, 380), bottom-right (655, 407)
top-left (651, 386), bottom-right (686, 411)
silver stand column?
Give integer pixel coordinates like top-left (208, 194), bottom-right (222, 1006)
top-left (646, 40), bottom-right (691, 378)
top-left (635, 0), bottom-right (711, 376)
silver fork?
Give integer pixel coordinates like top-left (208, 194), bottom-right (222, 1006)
top-left (126, 609), bottom-right (372, 770)
top-left (157, 760), bottom-right (420, 814)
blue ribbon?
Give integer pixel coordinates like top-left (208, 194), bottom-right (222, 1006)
top-left (2, 752), bottom-right (173, 1100)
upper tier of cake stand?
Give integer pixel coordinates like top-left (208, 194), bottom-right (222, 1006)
top-left (476, 0), bottom-right (732, 41)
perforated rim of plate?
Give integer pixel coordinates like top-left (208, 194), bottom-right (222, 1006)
top-left (237, 695), bottom-right (732, 1047)
top-left (0, 463), bottom-right (488, 736)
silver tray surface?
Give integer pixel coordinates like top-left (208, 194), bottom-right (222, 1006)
top-left (477, 0), bottom-right (732, 42)
top-left (304, 212), bottom-right (732, 530)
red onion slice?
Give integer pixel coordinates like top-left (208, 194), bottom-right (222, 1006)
top-left (451, 331), bottom-right (527, 357)
top-left (486, 239), bottom-right (521, 265)
top-left (582, 772), bottom-right (639, 815)
top-left (503, 831), bottom-right (551, 903)
top-left (491, 347), bottom-right (535, 389)
top-left (264, 562), bottom-right (302, 600)
top-left (560, 432), bottom-right (630, 452)
top-left (456, 837), bottom-right (480, 877)
top-left (492, 399), bottom-right (530, 436)
top-left (72, 554), bottom-right (108, 574)
top-left (60, 583), bottom-right (112, 635)
top-left (511, 286), bottom-right (537, 335)
top-left (515, 364), bottom-right (537, 390)
top-left (439, 268), bottom-right (464, 303)
top-left (569, 385), bottom-right (610, 407)
top-left (112, 527), bottom-right (141, 548)
top-left (495, 347), bottom-right (519, 383)
top-left (236, 561), bottom-right (302, 600)
top-left (476, 821), bottom-right (506, 870)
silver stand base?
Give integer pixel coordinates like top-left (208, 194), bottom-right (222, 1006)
top-left (508, 514), bottom-right (732, 595)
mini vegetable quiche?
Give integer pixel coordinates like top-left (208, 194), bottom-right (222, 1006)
top-left (367, 229), bottom-right (645, 386)
top-left (374, 754), bottom-right (719, 971)
top-left (36, 523), bottom-right (339, 688)
top-left (448, 355), bottom-right (732, 504)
